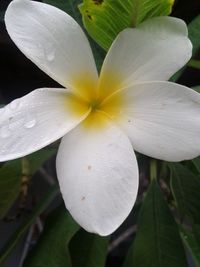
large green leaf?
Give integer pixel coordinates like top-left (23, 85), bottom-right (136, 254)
top-left (0, 185), bottom-right (58, 266)
top-left (0, 148), bottom-right (56, 219)
top-left (192, 155), bottom-right (200, 173)
top-left (123, 180), bottom-right (187, 267)
top-left (170, 15), bottom-right (200, 82)
top-left (69, 229), bottom-right (109, 267)
top-left (79, 0), bottom-right (174, 50)
top-left (169, 163), bottom-right (200, 224)
top-left (23, 206), bottom-right (79, 267)
top-left (27, 148), bottom-right (56, 175)
top-left (0, 161), bottom-right (21, 219)
top-left (180, 225), bottom-right (200, 267)
top-left (42, 0), bottom-right (105, 70)
top-left (188, 15), bottom-right (200, 56)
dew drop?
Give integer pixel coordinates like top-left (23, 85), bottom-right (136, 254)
top-left (24, 118), bottom-right (36, 129)
top-left (0, 125), bottom-right (11, 138)
top-left (46, 50), bottom-right (55, 62)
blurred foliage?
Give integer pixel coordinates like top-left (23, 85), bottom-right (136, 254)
top-left (0, 160), bottom-right (21, 219)
top-left (79, 0), bottom-right (174, 50)
top-left (0, 185), bottom-right (59, 266)
top-left (181, 226), bottom-right (200, 267)
top-left (123, 180), bottom-right (188, 267)
top-left (69, 229), bottom-right (109, 267)
top-left (23, 207), bottom-right (79, 267)
top-left (0, 148), bottom-right (55, 220)
top-left (169, 163), bottom-right (200, 224)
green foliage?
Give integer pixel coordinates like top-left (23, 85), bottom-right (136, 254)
top-left (188, 15), bottom-right (200, 56)
top-left (188, 59), bottom-right (200, 70)
top-left (192, 86), bottom-right (200, 94)
top-left (69, 229), bottom-right (109, 267)
top-left (0, 160), bottom-right (21, 219)
top-left (79, 0), bottom-right (174, 50)
top-left (24, 207), bottom-right (79, 267)
top-left (180, 225), bottom-right (200, 267)
top-left (123, 180), bottom-right (187, 267)
top-left (0, 185), bottom-right (58, 266)
top-left (192, 155), bottom-right (200, 171)
top-left (169, 163), bottom-right (200, 224)
top-left (27, 148), bottom-right (56, 175)
top-left (0, 148), bottom-right (55, 220)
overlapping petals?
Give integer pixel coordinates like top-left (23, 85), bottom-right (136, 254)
top-left (99, 16), bottom-right (192, 98)
top-left (3, 0), bottom-right (199, 235)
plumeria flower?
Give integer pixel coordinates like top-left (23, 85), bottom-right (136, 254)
top-left (2, 0), bottom-right (200, 236)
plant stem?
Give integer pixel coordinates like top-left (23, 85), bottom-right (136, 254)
top-left (150, 159), bottom-right (157, 181)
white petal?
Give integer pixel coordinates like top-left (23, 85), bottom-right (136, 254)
top-left (0, 88), bottom-right (90, 161)
top-left (99, 16), bottom-right (192, 95)
top-left (5, 0), bottom-right (98, 93)
top-left (106, 81), bottom-right (200, 161)
top-left (56, 116), bottom-right (138, 236)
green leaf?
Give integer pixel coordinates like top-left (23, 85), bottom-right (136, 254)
top-left (123, 180), bottom-right (187, 267)
top-left (0, 160), bottom-right (21, 219)
top-left (42, 0), bottom-right (105, 70)
top-left (170, 15), bottom-right (200, 82)
top-left (79, 0), bottom-right (174, 50)
top-left (180, 225), bottom-right (200, 267)
top-left (169, 163), bottom-right (200, 224)
top-left (188, 15), bottom-right (200, 56)
top-left (69, 229), bottom-right (109, 267)
top-left (24, 206), bottom-right (79, 267)
top-left (0, 185), bottom-right (59, 266)
top-left (27, 147), bottom-right (56, 175)
top-left (188, 59), bottom-right (200, 69)
top-left (192, 155), bottom-right (200, 172)
top-left (192, 86), bottom-right (200, 94)
top-left (0, 148), bottom-right (56, 219)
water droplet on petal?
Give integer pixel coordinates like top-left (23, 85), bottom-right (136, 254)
top-left (0, 125), bottom-right (11, 138)
top-left (46, 50), bottom-right (55, 62)
top-left (24, 118), bottom-right (36, 129)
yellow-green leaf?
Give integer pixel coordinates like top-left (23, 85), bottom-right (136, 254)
top-left (79, 0), bottom-right (174, 50)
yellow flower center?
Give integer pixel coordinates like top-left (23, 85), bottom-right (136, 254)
top-left (67, 71), bottom-right (124, 129)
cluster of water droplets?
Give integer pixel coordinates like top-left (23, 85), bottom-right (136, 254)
top-left (0, 98), bottom-right (37, 139)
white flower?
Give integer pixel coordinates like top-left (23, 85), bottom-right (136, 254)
top-left (2, 0), bottom-right (200, 235)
